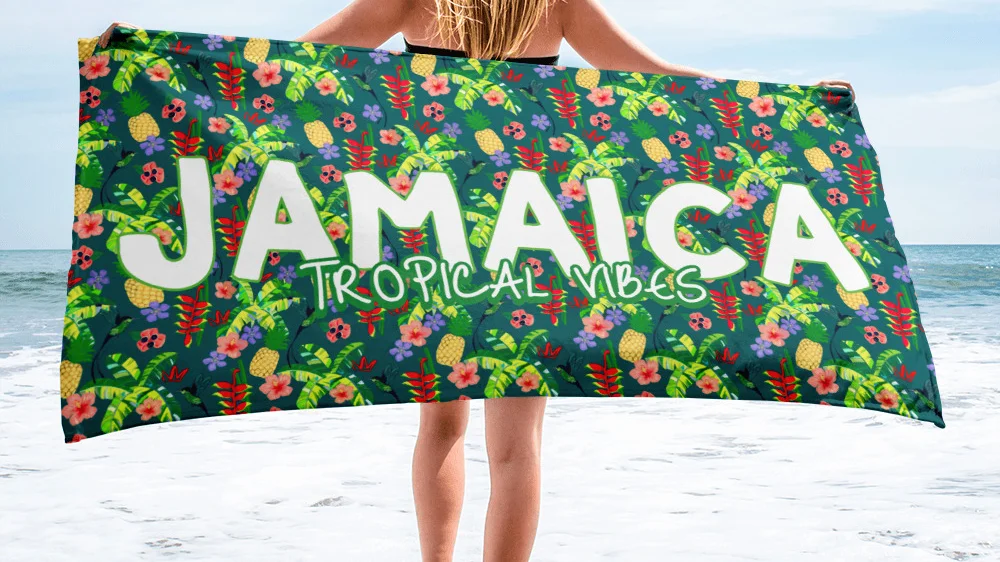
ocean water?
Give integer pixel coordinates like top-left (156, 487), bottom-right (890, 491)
top-left (1, 246), bottom-right (998, 561)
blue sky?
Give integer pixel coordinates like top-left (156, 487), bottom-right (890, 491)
top-left (1, 0), bottom-right (998, 249)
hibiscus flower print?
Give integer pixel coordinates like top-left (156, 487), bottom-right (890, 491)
top-left (80, 55), bottom-right (111, 80)
top-left (749, 96), bottom-right (776, 118)
top-left (448, 362), bottom-right (480, 389)
top-left (260, 374), bottom-right (294, 400)
top-left (421, 75), bottom-right (450, 96)
top-left (400, 320), bottom-right (431, 346)
top-left (252, 61), bottom-right (282, 87)
top-left (629, 359), bottom-right (661, 385)
top-left (582, 314), bottom-right (613, 338)
top-left (587, 87), bottom-right (615, 107)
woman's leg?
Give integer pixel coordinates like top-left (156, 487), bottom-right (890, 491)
top-left (482, 396), bottom-right (547, 562)
top-left (412, 400), bottom-right (471, 562)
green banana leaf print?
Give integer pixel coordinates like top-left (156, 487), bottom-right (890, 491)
top-left (61, 27), bottom-right (943, 442)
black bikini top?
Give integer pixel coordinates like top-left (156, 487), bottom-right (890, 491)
top-left (403, 38), bottom-right (559, 65)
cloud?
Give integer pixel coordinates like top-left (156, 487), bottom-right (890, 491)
top-left (859, 80), bottom-right (1000, 149)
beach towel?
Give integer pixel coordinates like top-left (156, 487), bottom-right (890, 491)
top-left (62, 27), bottom-right (944, 442)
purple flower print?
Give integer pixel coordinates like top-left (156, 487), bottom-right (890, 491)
top-left (194, 94), bottom-right (213, 110)
top-left (87, 269), bottom-right (109, 290)
top-left (573, 330), bottom-right (596, 351)
top-left (856, 305), bottom-right (879, 322)
top-left (751, 337), bottom-right (773, 358)
top-left (605, 308), bottom-right (626, 326)
top-left (802, 275), bottom-right (823, 290)
top-left (855, 134), bottom-right (871, 149)
top-left (821, 168), bottom-right (842, 183)
top-left (363, 104), bottom-right (383, 121)
top-left (141, 301), bottom-right (170, 322)
top-left (610, 131), bottom-right (629, 146)
top-left (383, 245), bottom-right (395, 260)
top-left (531, 114), bottom-right (551, 130)
top-left (780, 318), bottom-right (801, 335)
top-left (319, 143), bottom-right (340, 160)
top-left (534, 65), bottom-right (555, 79)
top-left (277, 266), bottom-right (297, 283)
top-left (242, 324), bottom-right (262, 345)
top-left (443, 122), bottom-right (462, 138)
top-left (748, 183), bottom-right (769, 200)
top-left (556, 194), bottom-right (574, 210)
top-left (96, 108), bottom-right (115, 126)
top-left (695, 124), bottom-right (715, 139)
top-left (213, 188), bottom-right (226, 205)
top-left (236, 161), bottom-right (257, 182)
top-left (658, 158), bottom-right (679, 174)
top-left (370, 50), bottom-right (389, 64)
top-left (725, 204), bottom-right (742, 219)
top-left (772, 141), bottom-right (791, 156)
top-left (203, 351), bottom-right (227, 372)
top-left (391, 339), bottom-right (413, 361)
top-left (634, 265), bottom-right (650, 282)
top-left (272, 114), bottom-right (291, 130)
top-left (140, 135), bottom-right (164, 156)
top-left (203, 34), bottom-right (223, 51)
top-left (490, 150), bottom-right (511, 166)
top-left (696, 77), bottom-right (717, 90)
top-left (893, 265), bottom-right (911, 283)
top-left (424, 312), bottom-right (446, 331)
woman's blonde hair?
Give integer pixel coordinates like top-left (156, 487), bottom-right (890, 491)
top-left (431, 0), bottom-right (552, 60)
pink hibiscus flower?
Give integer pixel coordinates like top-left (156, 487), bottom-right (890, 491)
top-left (62, 392), bottom-right (97, 425)
top-left (677, 230), bottom-right (693, 247)
top-left (629, 359), bottom-right (661, 385)
top-left (136, 397), bottom-right (163, 421)
top-left (516, 372), bottom-right (540, 392)
top-left (757, 322), bottom-right (790, 347)
top-left (389, 175), bottom-right (413, 196)
top-left (448, 361), bottom-right (480, 389)
top-left (740, 280), bottom-right (764, 297)
top-left (875, 388), bottom-right (899, 410)
top-left (714, 146), bottom-right (736, 161)
top-left (152, 227), bottom-right (172, 245)
top-left (213, 169), bottom-right (243, 195)
top-left (400, 320), bottom-right (432, 346)
top-left (421, 74), bottom-right (451, 96)
top-left (582, 313), bottom-right (613, 338)
top-left (380, 129), bottom-right (403, 145)
top-left (217, 332), bottom-right (248, 359)
top-left (808, 367), bottom-right (839, 395)
top-left (208, 117), bottom-right (231, 134)
top-left (260, 374), bottom-right (293, 400)
top-left (483, 89), bottom-right (506, 106)
top-left (80, 55), bottom-right (111, 80)
top-left (215, 281), bottom-right (236, 299)
top-left (252, 61), bottom-right (282, 87)
top-left (728, 186), bottom-right (758, 210)
top-left (586, 87), bottom-right (615, 107)
top-left (330, 383), bottom-right (355, 404)
top-left (549, 136), bottom-right (571, 152)
top-left (146, 64), bottom-right (171, 82)
top-left (649, 101), bottom-right (670, 116)
top-left (327, 221), bottom-right (347, 241)
top-left (749, 96), bottom-right (776, 117)
top-left (626, 218), bottom-right (638, 237)
top-left (560, 179), bottom-right (587, 202)
top-left (72, 213), bottom-right (104, 239)
top-left (696, 375), bottom-right (720, 394)
top-left (806, 112), bottom-right (827, 127)
top-left (315, 77), bottom-right (338, 96)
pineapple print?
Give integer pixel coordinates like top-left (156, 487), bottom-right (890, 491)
top-left (735, 80), bottom-right (760, 99)
top-left (295, 101), bottom-right (334, 148)
top-left (78, 37), bottom-right (99, 62)
top-left (836, 284), bottom-right (869, 310)
top-left (575, 68), bottom-right (600, 90)
top-left (74, 185), bottom-right (93, 216)
top-left (120, 91), bottom-right (160, 142)
top-left (794, 321), bottom-right (829, 371)
top-left (631, 120), bottom-right (671, 162)
top-left (436, 312), bottom-right (473, 367)
top-left (763, 203), bottom-right (776, 227)
top-left (793, 131), bottom-right (833, 173)
top-left (60, 334), bottom-right (94, 398)
top-left (410, 54), bottom-right (437, 77)
top-left (124, 278), bottom-right (165, 309)
top-left (464, 111), bottom-right (504, 155)
top-left (243, 37), bottom-right (271, 65)
top-left (249, 326), bottom-right (289, 378)
top-left (618, 308), bottom-right (654, 363)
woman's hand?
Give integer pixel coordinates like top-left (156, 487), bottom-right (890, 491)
top-left (815, 79), bottom-right (855, 100)
top-left (98, 22), bottom-right (137, 48)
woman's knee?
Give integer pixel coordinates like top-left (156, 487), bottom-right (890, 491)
top-left (418, 402), bottom-right (469, 442)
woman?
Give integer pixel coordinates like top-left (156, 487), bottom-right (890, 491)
top-left (101, 2), bottom-right (851, 560)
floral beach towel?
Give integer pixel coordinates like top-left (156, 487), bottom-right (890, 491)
top-left (62, 27), bottom-right (943, 442)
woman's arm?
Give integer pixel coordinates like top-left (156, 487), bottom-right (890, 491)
top-left (296, 0), bottom-right (410, 47)
top-left (559, 0), bottom-right (718, 78)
